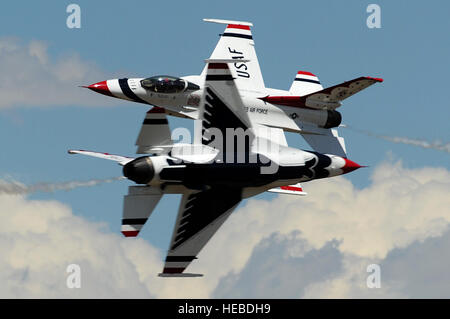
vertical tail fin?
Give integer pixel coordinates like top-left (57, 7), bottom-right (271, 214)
top-left (289, 70), bottom-right (323, 96)
top-left (121, 186), bottom-right (162, 237)
top-left (202, 19), bottom-right (265, 93)
top-left (135, 107), bottom-right (172, 154)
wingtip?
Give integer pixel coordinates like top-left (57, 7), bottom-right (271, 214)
top-left (158, 273), bottom-right (204, 278)
top-left (366, 76), bottom-right (384, 83)
top-left (121, 230), bottom-right (140, 237)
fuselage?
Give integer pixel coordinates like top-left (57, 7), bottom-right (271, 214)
top-left (122, 146), bottom-right (361, 198)
top-left (85, 75), bottom-right (342, 133)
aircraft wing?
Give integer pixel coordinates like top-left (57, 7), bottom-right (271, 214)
top-left (196, 60), bottom-right (254, 157)
top-left (203, 19), bottom-right (265, 94)
top-left (302, 76), bottom-right (383, 109)
top-left (159, 61), bottom-right (256, 276)
top-left (159, 187), bottom-right (241, 277)
top-left (68, 149), bottom-right (134, 165)
top-left (135, 107), bottom-right (172, 154)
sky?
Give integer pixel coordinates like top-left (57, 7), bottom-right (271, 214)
top-left (0, 0), bottom-right (449, 298)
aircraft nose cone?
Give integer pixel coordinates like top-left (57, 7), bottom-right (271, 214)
top-left (82, 80), bottom-right (114, 97)
top-left (341, 158), bottom-right (363, 174)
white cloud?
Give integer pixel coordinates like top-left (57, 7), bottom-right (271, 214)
top-left (208, 160), bottom-right (450, 298)
top-left (0, 38), bottom-right (118, 108)
top-left (213, 234), bottom-right (344, 298)
top-left (0, 160), bottom-right (449, 298)
top-left (0, 193), bottom-right (158, 298)
top-left (301, 254), bottom-right (406, 298)
top-left (379, 229), bottom-right (450, 298)
top-left (299, 227), bottom-right (450, 298)
top-left (212, 233), bottom-right (408, 298)
top-left (222, 160), bottom-right (450, 260)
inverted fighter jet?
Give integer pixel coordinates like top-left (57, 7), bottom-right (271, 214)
top-left (70, 60), bottom-right (364, 277)
top-left (82, 18), bottom-right (382, 158)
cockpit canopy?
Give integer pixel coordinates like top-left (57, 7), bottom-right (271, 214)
top-left (140, 76), bottom-right (199, 94)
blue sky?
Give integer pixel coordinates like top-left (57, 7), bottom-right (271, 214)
top-left (1, 0), bottom-right (449, 253)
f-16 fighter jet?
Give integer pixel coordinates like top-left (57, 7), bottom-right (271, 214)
top-left (70, 60), bottom-right (364, 277)
top-left (82, 18), bottom-right (382, 158)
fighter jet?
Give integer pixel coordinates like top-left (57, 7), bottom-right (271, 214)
top-left (70, 60), bottom-right (364, 277)
top-left (82, 18), bottom-right (383, 158)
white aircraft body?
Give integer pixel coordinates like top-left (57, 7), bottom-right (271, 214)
top-left (71, 57), bottom-right (366, 276)
top-left (83, 19), bottom-right (383, 158)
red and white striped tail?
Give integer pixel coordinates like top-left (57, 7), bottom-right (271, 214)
top-left (223, 23), bottom-right (253, 39)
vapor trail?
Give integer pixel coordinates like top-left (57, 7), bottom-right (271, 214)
top-left (347, 126), bottom-right (450, 154)
top-left (0, 176), bottom-right (125, 195)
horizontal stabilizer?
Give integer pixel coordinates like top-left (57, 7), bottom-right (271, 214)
top-left (262, 76), bottom-right (383, 110)
top-left (267, 183), bottom-right (307, 196)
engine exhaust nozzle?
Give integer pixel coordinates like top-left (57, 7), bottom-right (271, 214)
top-left (123, 156), bottom-right (155, 184)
